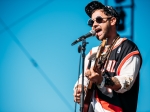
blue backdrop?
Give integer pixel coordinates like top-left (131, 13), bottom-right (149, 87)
top-left (0, 0), bottom-right (150, 112)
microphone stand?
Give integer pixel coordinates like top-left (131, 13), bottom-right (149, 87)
top-left (78, 39), bottom-right (88, 112)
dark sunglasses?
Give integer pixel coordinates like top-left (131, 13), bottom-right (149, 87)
top-left (88, 16), bottom-right (112, 27)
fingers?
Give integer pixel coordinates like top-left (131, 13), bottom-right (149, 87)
top-left (85, 67), bottom-right (99, 79)
top-left (85, 69), bottom-right (91, 77)
top-left (73, 87), bottom-right (81, 103)
top-left (89, 72), bottom-right (100, 79)
top-left (89, 72), bottom-right (99, 81)
top-left (74, 92), bottom-right (81, 103)
top-left (73, 85), bottom-right (87, 103)
top-left (86, 67), bottom-right (102, 84)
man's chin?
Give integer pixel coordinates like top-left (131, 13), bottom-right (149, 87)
top-left (96, 35), bottom-right (102, 41)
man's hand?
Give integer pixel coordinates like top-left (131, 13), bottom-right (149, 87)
top-left (85, 66), bottom-right (103, 84)
top-left (73, 84), bottom-right (87, 103)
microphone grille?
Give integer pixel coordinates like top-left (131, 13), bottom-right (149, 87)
top-left (90, 30), bottom-right (96, 35)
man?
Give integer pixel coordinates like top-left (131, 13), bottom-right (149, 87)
top-left (73, 1), bottom-right (142, 112)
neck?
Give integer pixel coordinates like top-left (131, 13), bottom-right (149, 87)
top-left (106, 33), bottom-right (118, 45)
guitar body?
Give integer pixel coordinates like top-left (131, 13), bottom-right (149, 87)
top-left (83, 82), bottom-right (95, 112)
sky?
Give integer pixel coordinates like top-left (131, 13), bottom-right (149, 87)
top-left (0, 0), bottom-right (150, 112)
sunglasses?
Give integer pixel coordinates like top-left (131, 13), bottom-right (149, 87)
top-left (88, 16), bottom-right (112, 27)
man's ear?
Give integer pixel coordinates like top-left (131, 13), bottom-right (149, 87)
top-left (110, 17), bottom-right (117, 26)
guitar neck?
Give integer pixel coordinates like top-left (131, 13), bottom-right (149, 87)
top-left (87, 39), bottom-right (107, 89)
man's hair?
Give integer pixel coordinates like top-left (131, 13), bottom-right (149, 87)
top-left (85, 1), bottom-right (120, 26)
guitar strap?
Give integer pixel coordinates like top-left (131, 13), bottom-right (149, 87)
top-left (103, 36), bottom-right (120, 70)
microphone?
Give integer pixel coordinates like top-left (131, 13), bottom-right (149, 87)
top-left (71, 30), bottom-right (96, 46)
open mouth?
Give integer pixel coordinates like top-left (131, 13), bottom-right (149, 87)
top-left (95, 29), bottom-right (102, 34)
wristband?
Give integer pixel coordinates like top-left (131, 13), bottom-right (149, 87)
top-left (105, 76), bottom-right (114, 86)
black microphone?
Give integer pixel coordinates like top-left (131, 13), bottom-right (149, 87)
top-left (71, 30), bottom-right (96, 46)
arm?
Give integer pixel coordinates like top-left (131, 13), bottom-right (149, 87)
top-left (105, 55), bottom-right (141, 92)
top-left (73, 47), bottom-right (99, 103)
top-left (73, 52), bottom-right (90, 103)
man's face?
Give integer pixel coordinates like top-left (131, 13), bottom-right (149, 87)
top-left (91, 9), bottom-right (112, 41)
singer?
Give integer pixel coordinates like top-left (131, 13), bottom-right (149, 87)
top-left (73, 1), bottom-right (142, 112)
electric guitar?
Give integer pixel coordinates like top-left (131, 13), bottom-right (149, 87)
top-left (83, 39), bottom-right (107, 112)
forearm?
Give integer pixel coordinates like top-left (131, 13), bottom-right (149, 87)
top-left (98, 55), bottom-right (141, 92)
top-left (111, 55), bottom-right (140, 93)
top-left (105, 76), bottom-right (121, 91)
